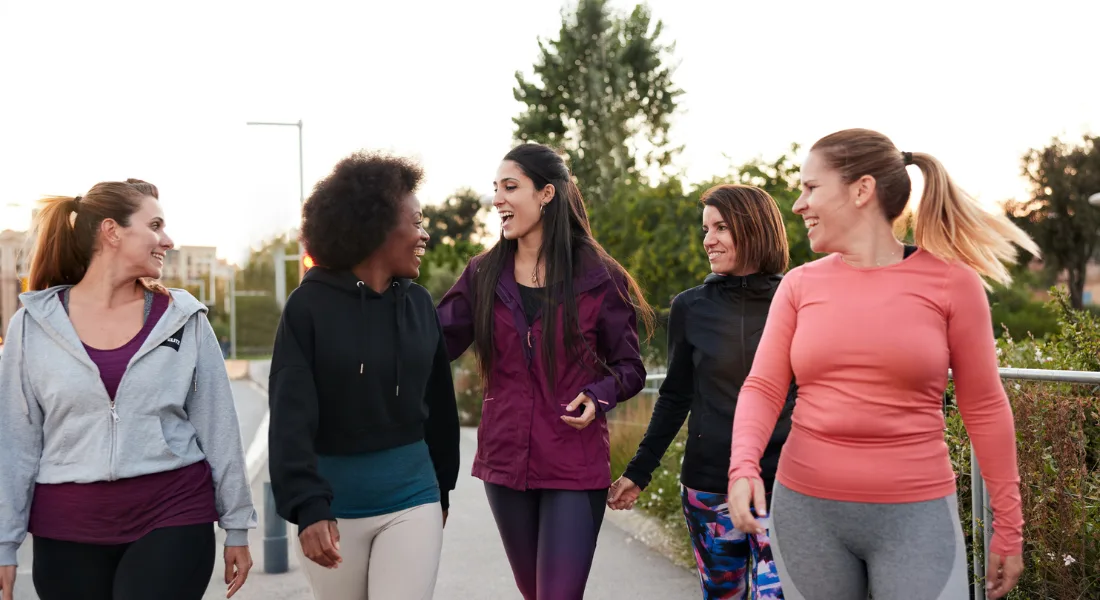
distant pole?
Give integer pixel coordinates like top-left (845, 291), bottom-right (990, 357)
top-left (296, 120), bottom-right (305, 283)
top-left (246, 119), bottom-right (306, 283)
top-left (229, 271), bottom-right (237, 359)
top-left (208, 258), bottom-right (217, 308)
top-left (263, 482), bottom-right (288, 574)
top-left (273, 245), bottom-right (287, 309)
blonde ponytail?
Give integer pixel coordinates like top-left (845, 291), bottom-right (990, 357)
top-left (911, 153), bottom-right (1039, 287)
top-left (810, 128), bottom-right (1040, 287)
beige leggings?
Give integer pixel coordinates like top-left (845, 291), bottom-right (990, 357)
top-left (296, 502), bottom-right (444, 600)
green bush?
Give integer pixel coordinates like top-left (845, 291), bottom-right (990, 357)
top-left (451, 350), bottom-right (483, 427)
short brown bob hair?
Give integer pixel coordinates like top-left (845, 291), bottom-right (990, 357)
top-left (700, 184), bottom-right (790, 275)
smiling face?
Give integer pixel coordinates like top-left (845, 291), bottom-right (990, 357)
top-left (108, 195), bottom-right (173, 279)
top-left (701, 204), bottom-right (741, 275)
top-left (493, 159), bottom-right (552, 241)
top-left (793, 150), bottom-right (866, 255)
top-left (378, 193), bottom-right (429, 279)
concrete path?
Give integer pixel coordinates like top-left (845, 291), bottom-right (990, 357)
top-left (207, 428), bottom-right (699, 600)
top-left (10, 365), bottom-right (700, 599)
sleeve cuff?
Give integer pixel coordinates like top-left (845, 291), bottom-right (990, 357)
top-left (439, 489), bottom-right (450, 512)
top-left (583, 386), bottom-right (615, 414)
top-left (295, 497), bottom-right (334, 534)
top-left (224, 529), bottom-right (250, 547)
top-left (622, 465), bottom-right (652, 490)
top-left (990, 532), bottom-right (1023, 557)
top-left (0, 543), bottom-right (18, 567)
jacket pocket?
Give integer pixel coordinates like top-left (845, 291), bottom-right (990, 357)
top-left (476, 396), bottom-right (513, 472)
top-left (42, 414), bottom-right (104, 468)
top-left (119, 415), bottom-right (186, 465)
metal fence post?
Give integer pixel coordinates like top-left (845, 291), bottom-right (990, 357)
top-left (970, 446), bottom-right (986, 600)
top-left (263, 481), bottom-right (288, 574)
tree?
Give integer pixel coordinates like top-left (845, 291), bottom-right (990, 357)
top-left (423, 187), bottom-right (486, 250)
top-left (237, 234), bottom-right (302, 293)
top-left (512, 0), bottom-right (681, 205)
top-left (1009, 135), bottom-right (1100, 309)
top-left (419, 188), bottom-right (489, 300)
top-left (591, 145), bottom-right (817, 312)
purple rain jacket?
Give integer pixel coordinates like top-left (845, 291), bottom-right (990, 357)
top-left (437, 251), bottom-right (646, 491)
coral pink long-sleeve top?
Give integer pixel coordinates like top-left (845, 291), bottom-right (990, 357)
top-left (729, 250), bottom-right (1023, 556)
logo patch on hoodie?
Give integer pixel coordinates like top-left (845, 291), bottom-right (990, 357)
top-left (159, 326), bottom-right (186, 352)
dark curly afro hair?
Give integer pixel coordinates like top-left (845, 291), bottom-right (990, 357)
top-left (300, 151), bottom-right (424, 270)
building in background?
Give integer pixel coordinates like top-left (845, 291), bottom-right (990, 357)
top-left (0, 229), bottom-right (28, 336)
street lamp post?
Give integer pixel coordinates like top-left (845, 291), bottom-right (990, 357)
top-left (246, 120), bottom-right (306, 280)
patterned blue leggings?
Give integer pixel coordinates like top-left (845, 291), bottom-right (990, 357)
top-left (681, 485), bottom-right (783, 600)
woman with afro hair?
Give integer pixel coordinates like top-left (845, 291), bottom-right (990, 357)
top-left (268, 151), bottom-right (460, 600)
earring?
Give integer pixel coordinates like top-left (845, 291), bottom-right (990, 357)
top-left (540, 204), bottom-right (546, 214)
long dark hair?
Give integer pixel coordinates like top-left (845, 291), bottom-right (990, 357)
top-left (472, 143), bottom-right (655, 387)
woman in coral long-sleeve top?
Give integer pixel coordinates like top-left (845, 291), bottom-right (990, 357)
top-left (727, 129), bottom-right (1038, 600)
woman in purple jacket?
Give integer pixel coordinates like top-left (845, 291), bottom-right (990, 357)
top-left (437, 143), bottom-right (654, 599)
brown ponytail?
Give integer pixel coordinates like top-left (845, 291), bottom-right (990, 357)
top-left (27, 180), bottom-right (160, 292)
top-left (811, 129), bottom-right (1039, 286)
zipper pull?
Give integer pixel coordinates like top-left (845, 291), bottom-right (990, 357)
top-left (527, 330), bottom-right (533, 348)
top-left (360, 363), bottom-right (364, 375)
top-left (395, 385), bottom-right (400, 397)
top-left (109, 402), bottom-right (120, 423)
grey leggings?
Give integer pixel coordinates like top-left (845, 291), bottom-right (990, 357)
top-left (769, 483), bottom-right (969, 600)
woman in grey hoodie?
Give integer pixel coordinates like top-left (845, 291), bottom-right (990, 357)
top-left (0, 180), bottom-right (257, 600)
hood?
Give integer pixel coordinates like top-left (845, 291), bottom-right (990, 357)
top-left (299, 267), bottom-right (412, 397)
top-left (301, 267), bottom-right (413, 297)
top-left (18, 285), bottom-right (207, 366)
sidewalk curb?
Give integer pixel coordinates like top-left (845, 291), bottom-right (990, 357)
top-left (242, 368), bottom-right (269, 485)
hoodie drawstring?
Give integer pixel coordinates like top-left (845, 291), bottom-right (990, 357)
top-left (357, 281), bottom-right (367, 375)
top-left (393, 281), bottom-right (404, 398)
top-left (357, 279), bottom-right (404, 400)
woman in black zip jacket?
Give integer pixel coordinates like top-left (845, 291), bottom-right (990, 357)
top-left (608, 184), bottom-right (796, 600)
top-left (268, 152), bottom-right (460, 600)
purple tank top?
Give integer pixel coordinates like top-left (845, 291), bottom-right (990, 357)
top-left (28, 289), bottom-right (219, 544)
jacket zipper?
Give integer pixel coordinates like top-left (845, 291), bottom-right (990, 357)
top-left (739, 278), bottom-right (749, 377)
top-left (108, 399), bottom-right (119, 481)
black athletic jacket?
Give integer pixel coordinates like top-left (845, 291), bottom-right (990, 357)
top-left (623, 272), bottom-right (796, 495)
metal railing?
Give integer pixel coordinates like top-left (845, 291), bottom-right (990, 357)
top-left (639, 367), bottom-right (1100, 600)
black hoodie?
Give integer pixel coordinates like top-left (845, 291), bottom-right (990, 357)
top-left (268, 267), bottom-right (460, 532)
top-left (623, 272), bottom-right (796, 496)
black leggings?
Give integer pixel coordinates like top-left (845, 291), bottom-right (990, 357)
top-left (32, 523), bottom-right (215, 600)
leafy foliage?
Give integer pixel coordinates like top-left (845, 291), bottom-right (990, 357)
top-left (1009, 135), bottom-right (1100, 308)
top-left (513, 0), bottom-right (682, 205)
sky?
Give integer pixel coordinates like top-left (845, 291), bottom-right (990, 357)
top-left (1, 0), bottom-right (1097, 265)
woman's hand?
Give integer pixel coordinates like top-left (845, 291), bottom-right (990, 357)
top-left (224, 546), bottom-right (253, 598)
top-left (607, 476), bottom-right (642, 510)
top-left (727, 477), bottom-right (767, 535)
top-left (986, 552), bottom-right (1024, 599)
top-left (561, 392), bottom-right (597, 430)
top-left (300, 520), bottom-right (342, 569)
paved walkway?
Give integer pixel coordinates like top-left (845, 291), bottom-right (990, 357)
top-left (215, 428), bottom-right (699, 599)
top-left (11, 362), bottom-right (700, 599)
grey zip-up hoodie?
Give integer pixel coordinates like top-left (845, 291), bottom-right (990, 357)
top-left (0, 286), bottom-right (256, 566)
